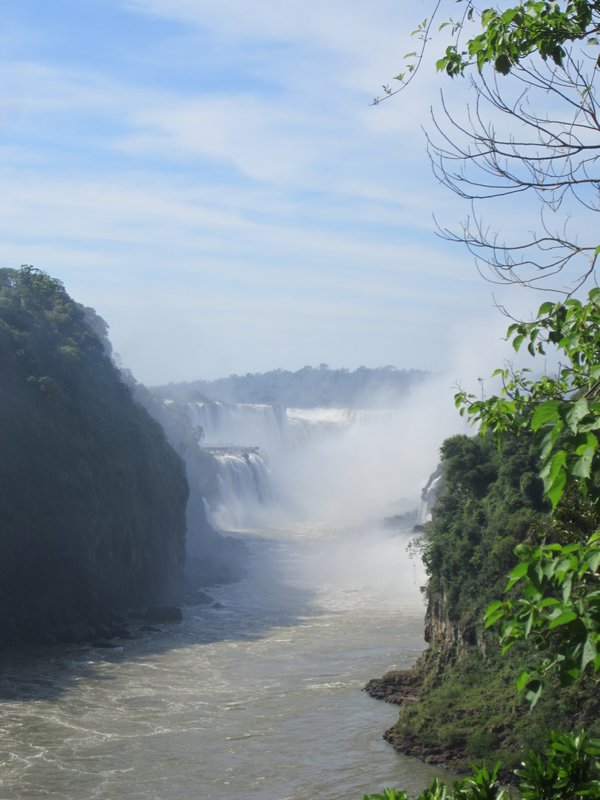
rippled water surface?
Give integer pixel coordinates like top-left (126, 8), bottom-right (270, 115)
top-left (0, 525), bottom-right (450, 799)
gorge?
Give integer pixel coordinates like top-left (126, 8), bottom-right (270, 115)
top-left (3, 268), bottom-right (596, 799)
top-left (0, 269), bottom-right (457, 798)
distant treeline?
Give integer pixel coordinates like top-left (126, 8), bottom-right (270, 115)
top-left (154, 365), bottom-right (428, 408)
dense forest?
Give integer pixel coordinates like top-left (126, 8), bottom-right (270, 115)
top-left (153, 364), bottom-right (428, 408)
top-left (0, 267), bottom-right (189, 644)
top-left (368, 431), bottom-right (599, 773)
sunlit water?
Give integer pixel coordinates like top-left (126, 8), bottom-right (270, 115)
top-left (0, 525), bottom-right (451, 800)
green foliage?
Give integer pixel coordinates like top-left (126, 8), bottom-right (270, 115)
top-left (364, 789), bottom-right (409, 800)
top-left (453, 765), bottom-right (507, 800)
top-left (387, 643), bottom-right (598, 773)
top-left (421, 432), bottom-right (546, 627)
top-left (363, 278), bottom-right (600, 800)
top-left (367, 300), bottom-right (599, 800)
top-left (363, 732), bottom-right (600, 799)
top-left (364, 764), bottom-right (506, 799)
top-left (436, 1), bottom-right (600, 77)
top-left (376, 1), bottom-right (600, 101)
top-left (456, 292), bottom-right (600, 695)
top-left (515, 730), bottom-right (600, 799)
top-left (484, 531), bottom-right (600, 703)
top-left (368, 4), bottom-right (600, 797)
top-left (456, 291), bottom-right (600, 511)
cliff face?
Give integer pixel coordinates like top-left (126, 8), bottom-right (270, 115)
top-left (365, 432), bottom-right (600, 768)
top-left (419, 432), bottom-right (547, 646)
top-left (131, 386), bottom-right (248, 585)
top-left (0, 267), bottom-right (188, 643)
top-left (423, 585), bottom-right (478, 652)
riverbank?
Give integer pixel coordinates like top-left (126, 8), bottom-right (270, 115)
top-left (364, 668), bottom-right (461, 767)
top-left (364, 646), bottom-right (600, 775)
top-left (0, 524), bottom-right (448, 800)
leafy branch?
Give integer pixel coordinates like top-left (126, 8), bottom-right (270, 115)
top-left (372, 1), bottom-right (448, 104)
top-left (437, 1), bottom-right (600, 77)
top-left (456, 288), bottom-right (600, 508)
top-left (456, 288), bottom-right (600, 700)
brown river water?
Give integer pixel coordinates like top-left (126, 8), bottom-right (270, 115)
top-left (0, 524), bottom-right (452, 800)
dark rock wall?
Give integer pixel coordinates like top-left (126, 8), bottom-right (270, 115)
top-left (0, 267), bottom-right (188, 643)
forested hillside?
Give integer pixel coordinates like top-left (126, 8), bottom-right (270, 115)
top-left (367, 431), bottom-right (600, 770)
top-left (0, 267), bottom-right (188, 644)
top-left (154, 364), bottom-right (428, 408)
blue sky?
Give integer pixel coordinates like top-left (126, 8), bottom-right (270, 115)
top-left (1, 0), bottom-right (534, 384)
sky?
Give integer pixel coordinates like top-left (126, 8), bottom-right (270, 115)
top-left (1, 0), bottom-right (538, 385)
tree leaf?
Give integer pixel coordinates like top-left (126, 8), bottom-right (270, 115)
top-left (525, 679), bottom-right (543, 708)
top-left (572, 448), bottom-right (595, 480)
top-left (581, 636), bottom-right (597, 671)
top-left (546, 464), bottom-right (567, 509)
top-left (505, 559), bottom-right (529, 590)
top-left (565, 398), bottom-right (589, 433)
top-left (548, 608), bottom-right (578, 629)
top-left (538, 301), bottom-right (555, 315)
top-left (531, 400), bottom-right (561, 431)
top-left (516, 670), bottom-right (530, 692)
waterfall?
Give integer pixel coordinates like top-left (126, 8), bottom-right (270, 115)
top-left (188, 401), bottom-right (290, 450)
top-left (158, 398), bottom-right (442, 531)
top-left (178, 401), bottom-right (355, 528)
top-left (285, 407), bottom-right (352, 445)
top-left (213, 451), bottom-right (277, 529)
top-left (416, 465), bottom-right (444, 526)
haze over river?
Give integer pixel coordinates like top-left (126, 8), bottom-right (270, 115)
top-left (0, 524), bottom-right (451, 800)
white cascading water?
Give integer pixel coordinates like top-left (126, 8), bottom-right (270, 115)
top-left (416, 470), bottom-right (444, 526)
top-left (185, 401), bottom-right (353, 528)
top-left (188, 401), bottom-right (290, 451)
top-left (215, 451), bottom-right (277, 528)
top-left (180, 397), bottom-right (458, 530)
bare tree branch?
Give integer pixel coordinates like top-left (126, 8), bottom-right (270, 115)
top-left (426, 47), bottom-right (600, 292)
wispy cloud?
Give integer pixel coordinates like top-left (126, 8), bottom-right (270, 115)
top-left (0, 1), bottom-right (532, 383)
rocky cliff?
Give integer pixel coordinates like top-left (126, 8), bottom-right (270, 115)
top-left (0, 267), bottom-right (188, 644)
top-left (366, 432), bottom-right (599, 769)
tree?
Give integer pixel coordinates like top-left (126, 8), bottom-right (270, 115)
top-left (436, 1), bottom-right (600, 76)
top-left (381, 0), bottom-right (600, 691)
top-left (456, 290), bottom-right (600, 701)
top-left (362, 7), bottom-right (600, 795)
top-left (378, 1), bottom-right (600, 292)
top-left (428, 49), bottom-right (600, 291)
top-left (405, 0), bottom-right (600, 697)
top-left (362, 6), bottom-right (600, 796)
top-left (380, 3), bottom-right (600, 92)
top-left (0, 266), bottom-right (188, 640)
top-left (415, 0), bottom-right (600, 699)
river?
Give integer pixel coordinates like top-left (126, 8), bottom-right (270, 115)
top-left (0, 523), bottom-right (451, 800)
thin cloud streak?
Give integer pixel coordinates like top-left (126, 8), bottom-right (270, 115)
top-left (0, 1), bottom-right (533, 384)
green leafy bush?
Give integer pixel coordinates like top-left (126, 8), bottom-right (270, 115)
top-left (363, 732), bottom-right (600, 799)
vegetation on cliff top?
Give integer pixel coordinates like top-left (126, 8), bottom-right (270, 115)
top-left (457, 292), bottom-right (600, 702)
top-left (381, 429), bottom-right (598, 769)
top-left (154, 364), bottom-right (427, 409)
top-left (0, 266), bottom-right (188, 642)
top-left (421, 432), bottom-right (546, 635)
top-left (368, 295), bottom-right (600, 793)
